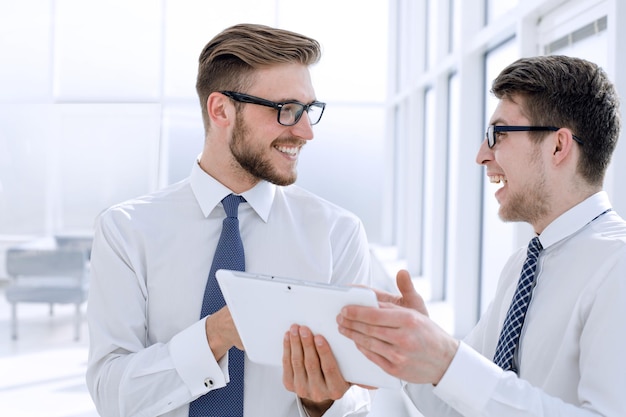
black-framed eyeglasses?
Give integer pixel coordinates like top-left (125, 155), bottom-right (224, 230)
top-left (485, 125), bottom-right (584, 148)
top-left (220, 91), bottom-right (326, 126)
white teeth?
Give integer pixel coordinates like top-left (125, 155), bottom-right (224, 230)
top-left (490, 175), bottom-right (506, 184)
top-left (276, 146), bottom-right (298, 156)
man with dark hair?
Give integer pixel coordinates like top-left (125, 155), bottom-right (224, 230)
top-left (338, 55), bottom-right (626, 416)
top-left (87, 23), bottom-right (372, 417)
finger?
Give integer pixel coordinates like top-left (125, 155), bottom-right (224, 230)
top-left (339, 304), bottom-right (400, 328)
top-left (338, 320), bottom-right (370, 346)
top-left (365, 270), bottom-right (414, 304)
top-left (338, 324), bottom-right (396, 371)
top-left (298, 326), bottom-right (324, 384)
top-left (395, 270), bottom-right (428, 315)
top-left (282, 330), bottom-right (295, 391)
top-left (338, 314), bottom-right (400, 356)
top-left (395, 269), bottom-right (414, 294)
top-left (312, 333), bottom-right (341, 382)
top-left (353, 339), bottom-right (395, 371)
top-left (313, 334), bottom-right (350, 398)
top-left (370, 287), bottom-right (400, 304)
top-left (288, 324), bottom-right (307, 392)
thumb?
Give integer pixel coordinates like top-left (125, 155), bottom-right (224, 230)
top-left (396, 269), bottom-right (429, 316)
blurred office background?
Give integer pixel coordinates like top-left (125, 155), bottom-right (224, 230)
top-left (1, 0), bottom-right (624, 416)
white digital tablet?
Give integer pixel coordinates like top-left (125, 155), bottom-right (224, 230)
top-left (216, 269), bottom-right (400, 389)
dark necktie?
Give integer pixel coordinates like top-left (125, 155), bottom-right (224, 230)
top-left (493, 236), bottom-right (543, 374)
top-left (189, 194), bottom-right (246, 417)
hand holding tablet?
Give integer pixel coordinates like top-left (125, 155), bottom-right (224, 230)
top-left (216, 269), bottom-right (400, 389)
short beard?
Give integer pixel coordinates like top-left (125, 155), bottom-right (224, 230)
top-left (499, 182), bottom-right (549, 224)
top-left (229, 112), bottom-right (298, 186)
top-left (498, 148), bottom-right (549, 224)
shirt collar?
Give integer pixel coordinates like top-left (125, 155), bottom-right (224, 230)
top-left (539, 191), bottom-right (613, 249)
top-left (189, 160), bottom-right (275, 222)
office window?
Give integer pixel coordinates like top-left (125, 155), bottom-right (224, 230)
top-left (426, 0), bottom-right (439, 69)
top-left (486, 0), bottom-right (518, 23)
top-left (479, 38), bottom-right (522, 313)
top-left (0, 0), bottom-right (389, 245)
top-left (385, 0), bottom-right (622, 336)
top-left (444, 72), bottom-right (459, 303)
top-left (450, 0), bottom-right (461, 53)
top-left (53, 0), bottom-right (162, 101)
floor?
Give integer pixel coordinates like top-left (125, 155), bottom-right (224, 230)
top-left (0, 281), bottom-right (423, 417)
top-left (0, 282), bottom-right (98, 417)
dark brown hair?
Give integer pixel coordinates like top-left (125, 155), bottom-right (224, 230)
top-left (196, 23), bottom-right (322, 133)
top-left (492, 55), bottom-right (621, 185)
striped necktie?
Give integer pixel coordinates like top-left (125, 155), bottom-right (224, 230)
top-left (493, 236), bottom-right (543, 373)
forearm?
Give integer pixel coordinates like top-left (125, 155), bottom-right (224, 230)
top-left (87, 319), bottom-right (222, 417)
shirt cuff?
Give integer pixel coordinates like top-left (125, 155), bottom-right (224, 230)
top-left (169, 317), bottom-right (227, 397)
top-left (432, 341), bottom-right (502, 415)
top-left (296, 386), bottom-right (370, 417)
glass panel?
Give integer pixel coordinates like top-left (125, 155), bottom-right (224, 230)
top-left (0, 103), bottom-right (160, 235)
top-left (53, 0), bottom-right (161, 101)
top-left (450, 0), bottom-right (461, 53)
top-left (396, 1), bottom-right (409, 92)
top-left (0, 1), bottom-right (51, 102)
top-left (487, 0), bottom-right (518, 24)
top-left (57, 104), bottom-right (161, 231)
top-left (480, 38), bottom-right (519, 314)
top-left (0, 104), bottom-right (51, 235)
top-left (393, 101), bottom-right (410, 248)
top-left (422, 87), bottom-right (436, 287)
top-left (297, 105), bottom-right (386, 244)
top-left (445, 72), bottom-right (460, 301)
top-left (161, 104), bottom-right (204, 185)
top-left (163, 0), bottom-right (275, 99)
top-left (549, 23), bottom-right (607, 68)
top-left (426, 0), bottom-right (439, 69)
top-left (285, 0), bottom-right (388, 103)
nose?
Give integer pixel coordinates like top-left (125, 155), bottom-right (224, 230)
top-left (475, 137), bottom-right (493, 165)
top-left (289, 113), bottom-right (315, 140)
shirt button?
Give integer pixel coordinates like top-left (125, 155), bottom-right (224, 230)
top-left (204, 378), bottom-right (214, 388)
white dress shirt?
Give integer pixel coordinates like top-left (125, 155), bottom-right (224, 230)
top-left (406, 191), bottom-right (626, 416)
top-left (86, 161), bottom-right (372, 417)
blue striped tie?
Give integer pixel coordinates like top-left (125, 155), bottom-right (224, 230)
top-left (493, 236), bottom-right (543, 374)
top-left (189, 194), bottom-right (246, 417)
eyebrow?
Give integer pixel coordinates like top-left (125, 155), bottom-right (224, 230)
top-left (489, 118), bottom-right (507, 126)
top-left (280, 97), bottom-right (319, 104)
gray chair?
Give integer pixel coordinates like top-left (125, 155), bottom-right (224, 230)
top-left (5, 247), bottom-right (90, 341)
top-left (54, 234), bottom-right (93, 259)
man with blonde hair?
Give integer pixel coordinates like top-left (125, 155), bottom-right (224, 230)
top-left (87, 23), bottom-right (372, 417)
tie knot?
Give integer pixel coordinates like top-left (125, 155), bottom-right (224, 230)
top-left (527, 236), bottom-right (543, 258)
top-left (221, 194), bottom-right (245, 218)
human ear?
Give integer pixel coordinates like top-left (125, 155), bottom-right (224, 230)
top-left (552, 128), bottom-right (574, 164)
top-left (206, 92), bottom-right (234, 128)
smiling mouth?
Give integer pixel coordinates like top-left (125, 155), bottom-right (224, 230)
top-left (490, 174), bottom-right (507, 184)
top-left (275, 144), bottom-right (300, 157)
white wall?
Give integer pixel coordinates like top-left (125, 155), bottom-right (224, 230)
top-left (0, 0), bottom-right (389, 245)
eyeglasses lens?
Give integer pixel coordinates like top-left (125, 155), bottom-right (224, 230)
top-left (278, 103), bottom-right (324, 126)
top-left (486, 126), bottom-right (495, 148)
top-left (278, 103), bottom-right (304, 126)
top-left (306, 104), bottom-right (324, 126)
